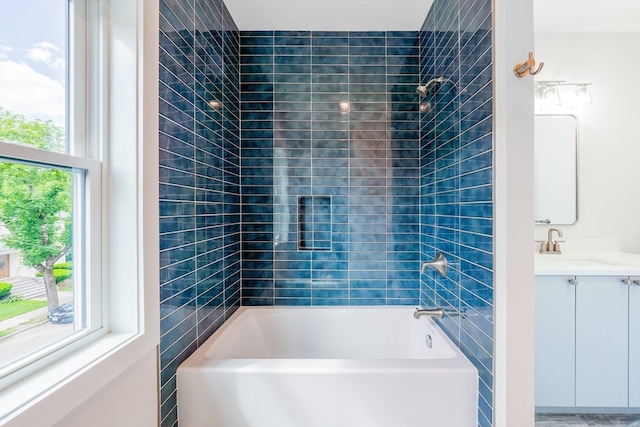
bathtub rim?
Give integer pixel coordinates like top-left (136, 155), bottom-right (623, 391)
top-left (177, 306), bottom-right (478, 375)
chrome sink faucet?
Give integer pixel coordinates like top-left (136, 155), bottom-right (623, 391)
top-left (537, 228), bottom-right (563, 254)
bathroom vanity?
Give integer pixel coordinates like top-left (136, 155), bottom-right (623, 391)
top-left (535, 250), bottom-right (640, 412)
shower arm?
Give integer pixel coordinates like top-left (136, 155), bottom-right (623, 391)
top-left (424, 77), bottom-right (444, 90)
top-left (416, 77), bottom-right (463, 97)
top-left (416, 77), bottom-right (444, 96)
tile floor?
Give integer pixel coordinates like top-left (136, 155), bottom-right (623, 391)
top-left (535, 413), bottom-right (640, 427)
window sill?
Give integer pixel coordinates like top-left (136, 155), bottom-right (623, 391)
top-left (0, 330), bottom-right (157, 426)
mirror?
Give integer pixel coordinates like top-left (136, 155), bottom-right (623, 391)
top-left (534, 114), bottom-right (578, 225)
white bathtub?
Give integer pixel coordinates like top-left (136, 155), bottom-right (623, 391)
top-left (177, 307), bottom-right (478, 427)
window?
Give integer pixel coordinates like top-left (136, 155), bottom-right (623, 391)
top-left (0, 0), bottom-right (103, 376)
top-left (0, 0), bottom-right (158, 423)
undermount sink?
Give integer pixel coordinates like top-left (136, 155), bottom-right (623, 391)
top-left (535, 249), bottom-right (640, 275)
top-left (540, 256), bottom-right (622, 266)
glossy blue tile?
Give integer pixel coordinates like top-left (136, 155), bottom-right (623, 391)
top-left (420, 1), bottom-right (493, 424)
top-left (160, 1), bottom-right (240, 425)
top-left (156, 22), bottom-right (492, 427)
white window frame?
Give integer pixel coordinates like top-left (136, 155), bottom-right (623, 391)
top-left (0, 0), bottom-right (159, 424)
top-left (0, 0), bottom-right (104, 382)
top-left (0, 146), bottom-right (102, 379)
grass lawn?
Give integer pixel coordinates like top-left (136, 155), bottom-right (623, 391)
top-left (0, 327), bottom-right (16, 338)
top-left (58, 281), bottom-right (73, 292)
top-left (0, 300), bottom-right (48, 322)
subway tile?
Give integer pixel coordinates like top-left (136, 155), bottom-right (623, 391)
top-left (274, 30), bottom-right (310, 38)
top-left (161, 20), bottom-right (493, 427)
top-left (240, 32), bottom-right (273, 44)
top-left (311, 289), bottom-right (348, 300)
top-left (160, 0), bottom-right (241, 424)
top-left (420, 1), bottom-right (494, 423)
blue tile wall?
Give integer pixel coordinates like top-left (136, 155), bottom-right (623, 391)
top-left (240, 31), bottom-right (421, 307)
top-left (158, 0), bottom-right (240, 425)
top-left (419, 1), bottom-right (494, 426)
top-left (158, 2), bottom-right (494, 425)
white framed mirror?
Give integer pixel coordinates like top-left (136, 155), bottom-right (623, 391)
top-left (534, 114), bottom-right (579, 225)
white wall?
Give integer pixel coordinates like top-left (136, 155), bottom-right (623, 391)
top-left (534, 32), bottom-right (640, 254)
top-left (53, 350), bottom-right (157, 427)
top-left (494, 0), bottom-right (536, 425)
top-left (223, 0), bottom-right (434, 30)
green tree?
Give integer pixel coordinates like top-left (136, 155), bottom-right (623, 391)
top-left (0, 108), bottom-right (64, 151)
top-left (0, 108), bottom-right (71, 312)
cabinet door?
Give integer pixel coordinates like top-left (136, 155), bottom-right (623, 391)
top-left (575, 276), bottom-right (628, 407)
top-left (630, 277), bottom-right (640, 407)
top-left (535, 275), bottom-right (576, 407)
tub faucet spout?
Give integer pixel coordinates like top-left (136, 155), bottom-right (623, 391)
top-left (413, 307), bottom-right (444, 320)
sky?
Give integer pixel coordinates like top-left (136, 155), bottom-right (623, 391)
top-left (0, 0), bottom-right (67, 127)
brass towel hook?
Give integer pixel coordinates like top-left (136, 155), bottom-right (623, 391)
top-left (513, 51), bottom-right (544, 77)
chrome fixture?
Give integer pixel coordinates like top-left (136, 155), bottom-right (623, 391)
top-left (537, 228), bottom-right (564, 254)
top-left (414, 307), bottom-right (444, 320)
top-left (416, 77), bottom-right (461, 97)
top-left (416, 77), bottom-right (444, 96)
top-left (622, 277), bottom-right (640, 286)
top-left (421, 252), bottom-right (448, 276)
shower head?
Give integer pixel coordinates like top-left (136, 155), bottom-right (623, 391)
top-left (416, 77), bottom-right (444, 96)
top-left (416, 76), bottom-right (464, 98)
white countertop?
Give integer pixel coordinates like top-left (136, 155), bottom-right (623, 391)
top-left (535, 250), bottom-right (640, 276)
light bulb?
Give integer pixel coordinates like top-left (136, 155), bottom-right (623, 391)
top-left (573, 84), bottom-right (592, 108)
top-left (535, 84), bottom-right (560, 111)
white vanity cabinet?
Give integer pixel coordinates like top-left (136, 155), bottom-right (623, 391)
top-left (535, 275), bottom-right (576, 407)
top-left (535, 274), bottom-right (640, 410)
top-left (575, 276), bottom-right (628, 407)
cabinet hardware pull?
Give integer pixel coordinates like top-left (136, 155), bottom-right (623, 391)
top-left (633, 279), bottom-right (640, 286)
top-left (568, 276), bottom-right (578, 285)
top-left (622, 278), bottom-right (631, 285)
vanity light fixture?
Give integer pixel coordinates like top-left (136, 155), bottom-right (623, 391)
top-left (534, 81), bottom-right (592, 111)
top-left (534, 82), bottom-right (561, 110)
top-left (572, 84), bottom-right (592, 108)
